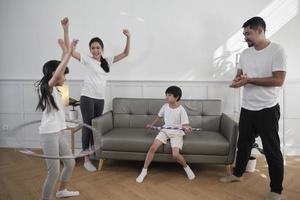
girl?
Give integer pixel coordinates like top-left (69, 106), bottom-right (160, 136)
top-left (35, 33), bottom-right (79, 199)
top-left (61, 17), bottom-right (130, 172)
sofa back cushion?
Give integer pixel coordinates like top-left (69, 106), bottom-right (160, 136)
top-left (112, 98), bottom-right (221, 131)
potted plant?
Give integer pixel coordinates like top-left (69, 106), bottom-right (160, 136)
top-left (246, 142), bottom-right (264, 172)
top-left (68, 97), bottom-right (80, 120)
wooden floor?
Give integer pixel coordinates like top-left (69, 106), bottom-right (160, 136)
top-left (0, 148), bottom-right (299, 200)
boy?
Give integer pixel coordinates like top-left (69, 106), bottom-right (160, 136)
top-left (136, 86), bottom-right (195, 183)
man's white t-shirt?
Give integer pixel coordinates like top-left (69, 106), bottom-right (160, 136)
top-left (80, 54), bottom-right (114, 99)
top-left (39, 87), bottom-right (67, 134)
top-left (158, 103), bottom-right (189, 135)
top-left (238, 42), bottom-right (287, 111)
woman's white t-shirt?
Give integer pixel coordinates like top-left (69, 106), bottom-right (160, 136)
top-left (80, 54), bottom-right (114, 99)
top-left (39, 87), bottom-right (67, 134)
top-left (158, 103), bottom-right (189, 135)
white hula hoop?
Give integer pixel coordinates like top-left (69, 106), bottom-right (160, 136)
top-left (150, 126), bottom-right (202, 131)
top-left (10, 120), bottom-right (99, 159)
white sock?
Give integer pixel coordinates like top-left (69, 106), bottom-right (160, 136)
top-left (84, 160), bottom-right (96, 172)
top-left (56, 189), bottom-right (80, 198)
top-left (136, 168), bottom-right (148, 183)
top-left (184, 165), bottom-right (195, 180)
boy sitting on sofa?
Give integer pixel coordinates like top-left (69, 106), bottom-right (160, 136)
top-left (136, 86), bottom-right (195, 183)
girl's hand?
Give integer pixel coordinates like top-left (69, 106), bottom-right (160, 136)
top-left (58, 38), bottom-right (67, 53)
top-left (61, 17), bottom-right (69, 30)
top-left (123, 29), bottom-right (130, 38)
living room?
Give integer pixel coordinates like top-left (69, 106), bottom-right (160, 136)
top-left (0, 0), bottom-right (299, 200)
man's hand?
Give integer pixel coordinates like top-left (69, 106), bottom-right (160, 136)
top-left (230, 74), bottom-right (249, 88)
top-left (233, 75), bottom-right (241, 82)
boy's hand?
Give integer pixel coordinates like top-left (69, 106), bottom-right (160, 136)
top-left (182, 125), bottom-right (192, 133)
top-left (61, 17), bottom-right (69, 30)
top-left (123, 29), bottom-right (130, 38)
top-left (146, 124), bottom-right (154, 129)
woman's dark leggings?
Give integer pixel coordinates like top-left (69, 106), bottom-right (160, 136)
top-left (80, 96), bottom-right (104, 151)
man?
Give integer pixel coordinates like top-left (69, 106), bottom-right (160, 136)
top-left (220, 16), bottom-right (286, 200)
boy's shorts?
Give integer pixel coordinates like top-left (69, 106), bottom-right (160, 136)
top-left (155, 130), bottom-right (184, 150)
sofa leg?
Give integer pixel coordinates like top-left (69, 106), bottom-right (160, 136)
top-left (98, 159), bottom-right (105, 171)
top-left (225, 164), bottom-right (232, 175)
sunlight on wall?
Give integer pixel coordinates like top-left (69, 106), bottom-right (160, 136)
top-left (212, 0), bottom-right (299, 79)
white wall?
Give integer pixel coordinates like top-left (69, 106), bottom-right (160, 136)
top-left (1, 0), bottom-right (298, 81)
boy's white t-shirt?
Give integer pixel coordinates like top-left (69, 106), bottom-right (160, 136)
top-left (80, 54), bottom-right (114, 99)
top-left (39, 87), bottom-right (67, 134)
top-left (238, 42), bottom-right (287, 111)
top-left (158, 103), bottom-right (189, 135)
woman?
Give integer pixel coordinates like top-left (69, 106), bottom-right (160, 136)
top-left (61, 17), bottom-right (130, 172)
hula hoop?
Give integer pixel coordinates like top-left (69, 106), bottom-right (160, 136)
top-left (150, 126), bottom-right (202, 131)
top-left (9, 120), bottom-right (99, 159)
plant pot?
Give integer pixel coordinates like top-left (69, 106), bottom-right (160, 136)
top-left (246, 156), bottom-right (257, 173)
top-left (69, 110), bottom-right (78, 120)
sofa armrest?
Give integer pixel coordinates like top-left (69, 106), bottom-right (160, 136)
top-left (220, 113), bottom-right (239, 164)
top-left (220, 113), bottom-right (238, 141)
top-left (92, 111), bottom-right (113, 153)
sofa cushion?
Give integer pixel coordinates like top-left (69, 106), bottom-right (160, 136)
top-left (189, 115), bottom-right (221, 131)
top-left (113, 98), bottom-right (165, 115)
top-left (101, 128), bottom-right (163, 153)
top-left (113, 114), bottom-right (164, 128)
top-left (163, 131), bottom-right (229, 155)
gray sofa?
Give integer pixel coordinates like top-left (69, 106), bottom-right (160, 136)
top-left (92, 98), bottom-right (238, 170)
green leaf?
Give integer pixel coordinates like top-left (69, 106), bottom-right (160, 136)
top-left (68, 97), bottom-right (80, 107)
